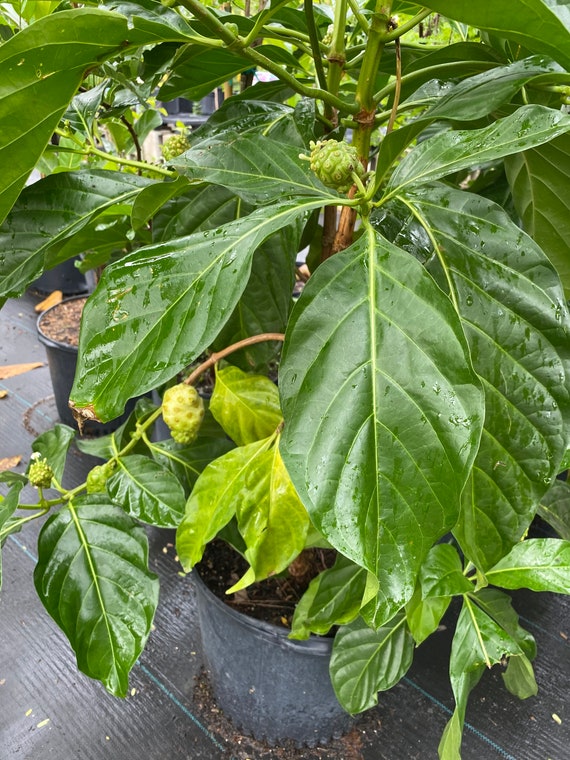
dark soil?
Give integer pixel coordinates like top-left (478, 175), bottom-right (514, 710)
top-left (38, 296), bottom-right (86, 347)
top-left (197, 540), bottom-right (336, 630)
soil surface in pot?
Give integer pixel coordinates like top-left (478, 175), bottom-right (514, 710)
top-left (198, 540), bottom-right (336, 630)
top-left (39, 297), bottom-right (86, 346)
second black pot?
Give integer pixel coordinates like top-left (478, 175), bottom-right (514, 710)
top-left (37, 296), bottom-right (138, 435)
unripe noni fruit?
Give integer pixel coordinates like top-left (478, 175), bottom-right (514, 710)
top-left (162, 383), bottom-right (205, 444)
top-left (302, 139), bottom-right (365, 193)
top-left (162, 133), bottom-right (191, 162)
top-left (86, 462), bottom-right (115, 494)
top-left (28, 456), bottom-right (54, 489)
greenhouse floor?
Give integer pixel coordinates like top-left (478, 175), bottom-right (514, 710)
top-left (1, 290), bottom-right (569, 760)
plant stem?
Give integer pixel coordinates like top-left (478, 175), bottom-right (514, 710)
top-left (305, 0), bottom-right (328, 91)
top-left (185, 333), bottom-right (285, 386)
top-left (385, 36), bottom-right (401, 134)
top-left (383, 8), bottom-right (431, 42)
top-left (175, 0), bottom-right (358, 114)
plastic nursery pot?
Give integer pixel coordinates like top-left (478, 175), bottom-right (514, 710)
top-left (37, 296), bottom-right (137, 436)
top-left (31, 256), bottom-right (94, 296)
top-left (192, 568), bottom-right (353, 748)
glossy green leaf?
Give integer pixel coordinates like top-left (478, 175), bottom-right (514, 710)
top-left (150, 425), bottom-right (235, 495)
top-left (405, 587), bottom-right (451, 646)
top-left (505, 133), bottom-right (570, 296)
top-left (189, 99), bottom-right (294, 145)
top-left (131, 176), bottom-right (190, 231)
top-left (106, 454), bottom-right (186, 528)
top-left (211, 223), bottom-right (301, 372)
top-left (330, 614), bottom-right (414, 714)
top-left (280, 227), bottom-right (484, 624)
top-left (176, 438), bottom-right (272, 571)
top-left (419, 544), bottom-right (473, 599)
top-left (70, 196), bottom-right (326, 421)
top-left (486, 538), bottom-right (570, 593)
top-left (34, 495), bottom-right (159, 697)
top-left (424, 0), bottom-right (570, 70)
top-left (502, 654), bottom-right (538, 699)
top-left (159, 46), bottom-right (253, 102)
top-left (419, 56), bottom-right (562, 123)
top-left (401, 183), bottom-right (570, 568)
top-left (387, 105), bottom-right (570, 196)
top-left (440, 594), bottom-right (526, 759)
top-left (173, 133), bottom-right (340, 204)
top-left (472, 587), bottom-right (536, 659)
top-left (31, 424), bottom-right (76, 485)
top-left (152, 184), bottom-right (238, 243)
top-left (209, 366), bottom-right (282, 446)
top-left (289, 554), bottom-right (366, 639)
top-left (538, 479), bottom-right (570, 539)
top-left (0, 170), bottom-right (151, 301)
top-left (0, 7), bottom-right (192, 226)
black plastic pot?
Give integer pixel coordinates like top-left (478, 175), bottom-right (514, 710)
top-left (32, 257), bottom-right (93, 296)
top-left (37, 296), bottom-right (138, 435)
top-left (192, 568), bottom-right (353, 747)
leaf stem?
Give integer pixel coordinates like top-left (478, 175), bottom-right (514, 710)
top-left (185, 333), bottom-right (285, 386)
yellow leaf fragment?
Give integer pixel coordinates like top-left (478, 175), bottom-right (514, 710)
top-left (0, 390), bottom-right (7, 399)
top-left (35, 290), bottom-right (63, 313)
top-left (0, 455), bottom-right (22, 472)
top-left (25, 709), bottom-right (33, 717)
top-left (0, 362), bottom-right (43, 380)
top-left (36, 718), bottom-right (50, 729)
top-left (552, 713), bottom-right (562, 725)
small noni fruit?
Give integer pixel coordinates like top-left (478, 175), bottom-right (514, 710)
top-left (162, 383), bottom-right (205, 444)
top-left (28, 456), bottom-right (54, 488)
top-left (162, 133), bottom-right (190, 162)
top-left (86, 463), bottom-right (115, 494)
top-left (302, 139), bottom-right (365, 192)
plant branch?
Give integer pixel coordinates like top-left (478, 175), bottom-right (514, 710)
top-left (347, 0), bottom-right (369, 32)
top-left (185, 333), bottom-right (285, 386)
top-left (305, 0), bottom-right (328, 91)
top-left (385, 36), bottom-right (401, 134)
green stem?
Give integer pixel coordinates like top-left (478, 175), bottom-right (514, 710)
top-left (374, 60), bottom-right (497, 103)
top-left (347, 0), bottom-right (369, 33)
top-left (0, 509), bottom-right (49, 541)
top-left (175, 0), bottom-right (358, 114)
top-left (305, 0), bottom-right (328, 91)
top-left (242, 0), bottom-right (291, 46)
top-left (326, 0), bottom-right (348, 108)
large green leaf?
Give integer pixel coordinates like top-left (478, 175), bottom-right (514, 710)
top-left (0, 7), bottom-right (193, 226)
top-left (400, 184), bottom-right (570, 568)
top-left (505, 133), bottom-right (570, 296)
top-left (405, 587), bottom-right (451, 646)
top-left (280, 226), bottom-right (484, 624)
top-left (70, 197), bottom-right (327, 422)
top-left (211, 222), bottom-right (301, 372)
top-left (176, 437), bottom-right (272, 571)
top-left (419, 56), bottom-right (563, 123)
top-left (419, 544), bottom-right (473, 599)
top-left (439, 594), bottom-right (525, 759)
top-left (34, 495), bottom-right (159, 697)
top-left (173, 132), bottom-right (340, 204)
top-left (152, 184), bottom-right (239, 242)
top-left (425, 0), bottom-right (570, 70)
top-left (189, 99), bottom-right (294, 145)
top-left (0, 170), bottom-right (151, 302)
top-left (386, 105), bottom-right (570, 197)
top-left (486, 538), bottom-right (570, 592)
top-left (159, 46), bottom-right (254, 102)
top-left (330, 614), bottom-right (414, 714)
top-left (209, 365), bottom-right (282, 446)
top-left (106, 454), bottom-right (186, 527)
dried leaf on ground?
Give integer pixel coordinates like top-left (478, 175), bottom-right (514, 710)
top-left (0, 362), bottom-right (43, 379)
top-left (0, 390), bottom-right (7, 399)
top-left (0, 455), bottom-right (22, 471)
top-left (35, 290), bottom-right (63, 313)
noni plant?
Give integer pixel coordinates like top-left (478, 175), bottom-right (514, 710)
top-left (1, 2), bottom-right (570, 757)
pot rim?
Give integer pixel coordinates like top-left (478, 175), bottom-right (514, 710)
top-left (191, 566), bottom-right (334, 655)
top-left (36, 294), bottom-right (87, 353)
